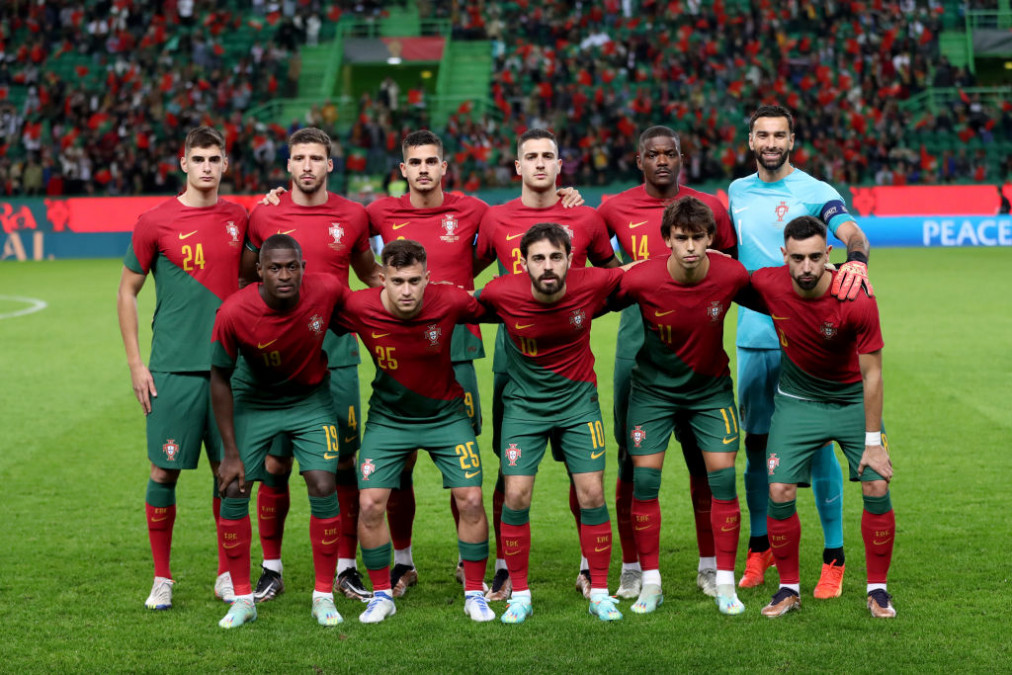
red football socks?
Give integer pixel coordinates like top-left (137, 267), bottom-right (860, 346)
top-left (146, 502), bottom-right (175, 579)
top-left (767, 512), bottom-right (801, 585)
top-left (690, 474), bottom-right (715, 557)
top-left (711, 497), bottom-right (741, 572)
top-left (310, 515), bottom-right (341, 593)
top-left (336, 483), bottom-right (360, 560)
top-left (501, 522), bottom-right (531, 592)
top-left (581, 521), bottom-right (612, 590)
top-left (615, 477), bottom-right (637, 564)
top-left (631, 497), bottom-right (661, 571)
top-left (219, 516), bottom-right (252, 595)
top-left (257, 483), bottom-right (290, 561)
top-left (862, 509), bottom-right (895, 584)
top-left (463, 558), bottom-right (488, 593)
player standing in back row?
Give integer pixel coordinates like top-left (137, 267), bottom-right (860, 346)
top-left (598, 125), bottom-right (737, 600)
top-left (730, 105), bottom-right (874, 597)
top-left (117, 126), bottom-right (248, 611)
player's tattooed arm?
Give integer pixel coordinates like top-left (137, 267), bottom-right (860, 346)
top-left (211, 365), bottom-right (247, 494)
top-left (117, 267), bottom-right (157, 414)
top-left (857, 349), bottom-right (890, 482)
top-left (831, 220), bottom-right (873, 301)
top-left (557, 186), bottom-right (584, 208)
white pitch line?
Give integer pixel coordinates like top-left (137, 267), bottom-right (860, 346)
top-left (0, 295), bottom-right (48, 319)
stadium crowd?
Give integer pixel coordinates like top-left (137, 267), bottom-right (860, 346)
top-left (1, 0), bottom-right (1010, 196)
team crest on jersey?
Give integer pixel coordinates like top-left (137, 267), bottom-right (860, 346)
top-left (308, 314), bottom-right (324, 336)
top-left (707, 301), bottom-right (723, 322)
top-left (569, 308), bottom-right (587, 331)
top-left (820, 321), bottom-right (838, 339)
top-left (767, 453), bottom-right (780, 476)
top-left (505, 443), bottom-right (522, 467)
top-left (424, 323), bottom-right (442, 348)
top-left (775, 201), bottom-right (789, 223)
top-left (361, 458), bottom-right (376, 481)
top-left (560, 224), bottom-right (575, 242)
top-left (226, 221), bottom-right (241, 247)
top-left (328, 222), bottom-right (345, 249)
top-left (630, 425), bottom-right (646, 449)
top-left (162, 439), bottom-right (179, 461)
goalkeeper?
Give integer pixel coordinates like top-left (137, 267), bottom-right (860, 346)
top-left (728, 104), bottom-right (873, 599)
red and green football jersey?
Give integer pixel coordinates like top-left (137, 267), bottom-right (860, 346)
top-left (599, 184), bottom-right (736, 361)
top-left (367, 192), bottom-right (488, 362)
top-left (212, 273), bottom-right (350, 399)
top-left (247, 191), bottom-right (370, 368)
top-left (617, 254), bottom-right (749, 408)
top-left (477, 266), bottom-right (624, 421)
top-left (750, 267), bottom-right (884, 403)
top-left (124, 197), bottom-right (248, 372)
top-left (334, 284), bottom-right (487, 424)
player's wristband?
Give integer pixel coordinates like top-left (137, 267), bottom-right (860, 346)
top-left (846, 250), bottom-right (868, 265)
top-left (865, 431), bottom-right (882, 446)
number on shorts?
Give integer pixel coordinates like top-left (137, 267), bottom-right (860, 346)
top-left (375, 345), bottom-right (398, 370)
top-left (322, 425), bottom-right (340, 455)
top-left (463, 392), bottom-right (475, 419)
top-left (455, 441), bottom-right (480, 469)
top-left (587, 420), bottom-right (606, 449)
top-left (347, 405), bottom-right (357, 431)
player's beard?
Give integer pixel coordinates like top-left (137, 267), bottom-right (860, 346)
top-left (793, 271), bottom-right (821, 291)
top-left (532, 271), bottom-right (565, 295)
top-left (296, 174), bottom-right (325, 195)
top-left (757, 149), bottom-right (789, 172)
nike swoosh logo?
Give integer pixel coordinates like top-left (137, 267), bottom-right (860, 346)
top-left (321, 537), bottom-right (339, 546)
top-left (258, 339), bottom-right (278, 349)
top-left (720, 525), bottom-right (738, 532)
top-left (223, 541), bottom-right (242, 549)
top-left (371, 332), bottom-right (390, 338)
top-left (260, 515), bottom-right (276, 520)
top-left (465, 470), bottom-right (480, 479)
top-left (324, 452), bottom-right (339, 460)
top-left (506, 233), bottom-right (524, 241)
top-left (151, 515), bottom-right (169, 522)
top-left (178, 231), bottom-right (198, 239)
top-left (770, 540), bottom-right (788, 549)
top-left (594, 545), bottom-right (609, 553)
top-left (345, 436), bottom-right (357, 444)
top-left (733, 206), bottom-right (748, 214)
top-left (279, 229), bottom-right (296, 235)
top-left (872, 538), bottom-right (892, 546)
top-left (504, 550), bottom-right (521, 556)
top-left (628, 220), bottom-right (647, 229)
top-left (722, 436), bottom-right (739, 445)
top-left (590, 450), bottom-right (605, 459)
top-left (823, 494), bottom-right (841, 504)
top-left (634, 525), bottom-right (651, 531)
top-left (392, 222), bottom-right (410, 230)
top-left (514, 323), bottom-right (534, 330)
top-left (771, 315), bottom-right (790, 321)
top-left (654, 309), bottom-right (675, 317)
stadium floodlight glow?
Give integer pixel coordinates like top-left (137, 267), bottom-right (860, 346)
top-left (387, 56), bottom-right (402, 65)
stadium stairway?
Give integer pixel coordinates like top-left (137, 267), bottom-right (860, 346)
top-left (433, 40), bottom-right (493, 129)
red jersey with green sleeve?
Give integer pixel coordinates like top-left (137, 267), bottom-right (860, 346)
top-left (617, 253), bottom-right (749, 408)
top-left (333, 285), bottom-right (487, 424)
top-left (477, 267), bottom-right (624, 421)
top-left (366, 192), bottom-right (488, 362)
top-left (475, 198), bottom-right (615, 276)
top-left (750, 267), bottom-right (884, 403)
top-left (124, 197), bottom-right (248, 372)
top-left (599, 184), bottom-right (736, 361)
top-left (247, 191), bottom-right (370, 369)
top-left (211, 274), bottom-right (350, 400)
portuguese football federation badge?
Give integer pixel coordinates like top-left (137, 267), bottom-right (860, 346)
top-left (226, 221), bottom-right (241, 246)
top-left (308, 314), bottom-right (324, 336)
top-left (328, 222), bottom-right (345, 250)
top-left (820, 321), bottom-right (838, 340)
top-left (424, 323), bottom-right (442, 348)
top-left (505, 443), bottom-right (522, 467)
top-left (569, 308), bottom-right (586, 331)
top-left (707, 301), bottom-right (723, 322)
top-left (361, 458), bottom-right (376, 481)
top-left (163, 439), bottom-right (179, 461)
top-left (630, 425), bottom-right (646, 449)
top-left (767, 453), bottom-right (780, 476)
top-left (775, 201), bottom-right (789, 223)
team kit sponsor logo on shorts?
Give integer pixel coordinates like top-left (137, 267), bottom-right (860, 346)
top-left (767, 453), bottom-right (780, 475)
top-left (630, 425), bottom-right (646, 448)
top-left (163, 439), bottom-right (180, 461)
top-left (505, 442), bottom-right (522, 467)
top-left (361, 457), bottom-right (376, 481)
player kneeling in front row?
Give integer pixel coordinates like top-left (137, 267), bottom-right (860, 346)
top-left (614, 197), bottom-right (751, 616)
top-left (748, 216), bottom-right (895, 619)
top-left (211, 235), bottom-right (349, 628)
top-left (334, 239), bottom-right (494, 624)
top-left (476, 223), bottom-right (628, 624)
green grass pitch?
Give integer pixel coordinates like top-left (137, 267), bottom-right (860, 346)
top-left (1, 247), bottom-right (1010, 672)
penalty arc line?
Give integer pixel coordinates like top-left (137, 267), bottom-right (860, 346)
top-left (0, 296), bottom-right (48, 320)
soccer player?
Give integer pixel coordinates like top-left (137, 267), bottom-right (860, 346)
top-left (730, 104), bottom-right (874, 597)
top-left (212, 234), bottom-right (350, 629)
top-left (333, 239), bottom-right (494, 624)
top-left (241, 127), bottom-right (381, 604)
top-left (365, 130), bottom-right (489, 597)
top-left (748, 216), bottom-right (895, 619)
top-left (614, 196), bottom-right (750, 616)
top-left (475, 128), bottom-right (618, 601)
top-left (477, 223), bottom-right (625, 624)
top-left (598, 125), bottom-right (737, 600)
top-left (116, 126), bottom-right (248, 610)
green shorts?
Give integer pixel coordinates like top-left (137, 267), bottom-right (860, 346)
top-left (766, 392), bottom-right (885, 486)
top-left (453, 360), bottom-right (482, 435)
top-left (626, 385), bottom-right (740, 456)
top-left (234, 383), bottom-right (339, 483)
top-left (500, 409), bottom-right (607, 476)
top-left (358, 416), bottom-right (482, 490)
top-left (147, 371), bottom-right (222, 469)
top-left (268, 364), bottom-right (360, 462)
